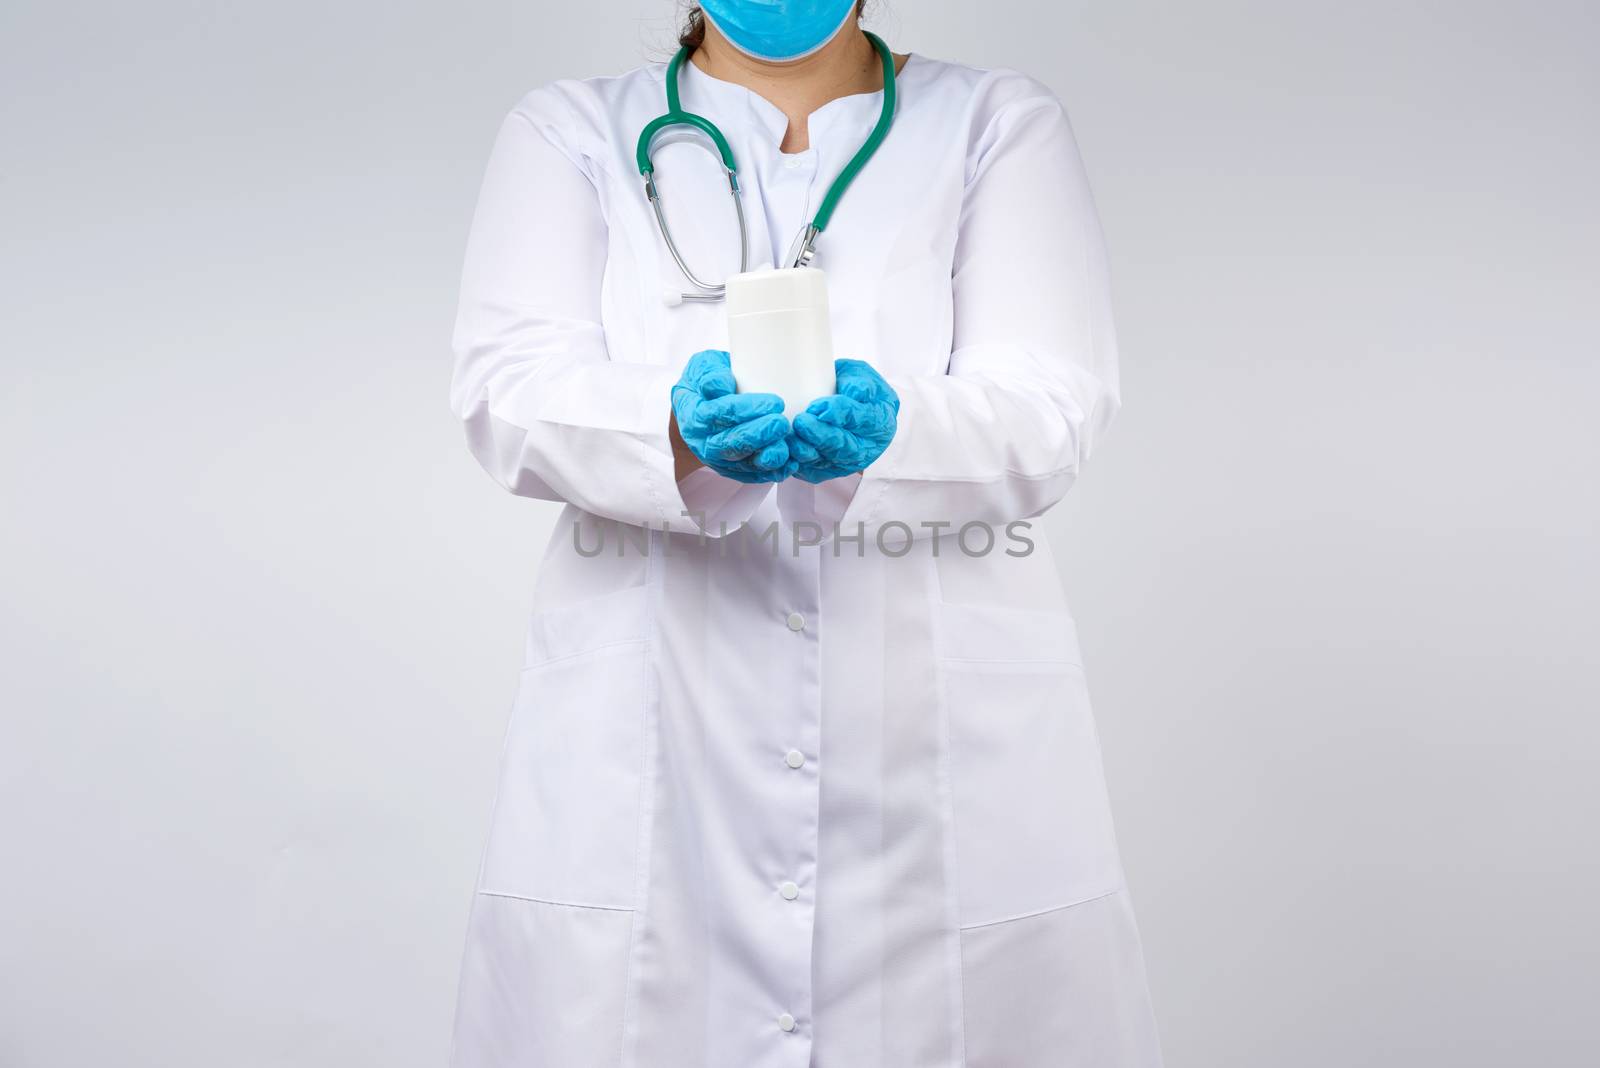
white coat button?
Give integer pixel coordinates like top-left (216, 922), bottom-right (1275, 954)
top-left (783, 155), bottom-right (803, 169)
top-left (786, 611), bottom-right (806, 631)
top-left (785, 749), bottom-right (805, 769)
top-left (778, 1012), bottom-right (796, 1032)
top-left (780, 881), bottom-right (799, 900)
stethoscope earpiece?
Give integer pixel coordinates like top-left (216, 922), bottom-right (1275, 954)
top-left (785, 225), bottom-right (822, 270)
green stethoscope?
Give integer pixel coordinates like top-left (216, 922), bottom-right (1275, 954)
top-left (636, 30), bottom-right (898, 303)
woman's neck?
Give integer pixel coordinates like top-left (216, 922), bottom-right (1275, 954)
top-left (690, 20), bottom-right (898, 152)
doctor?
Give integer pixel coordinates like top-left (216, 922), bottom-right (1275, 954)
top-left (447, 2), bottom-right (1162, 1065)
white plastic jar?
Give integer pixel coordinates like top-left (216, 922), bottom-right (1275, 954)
top-left (724, 266), bottom-right (837, 420)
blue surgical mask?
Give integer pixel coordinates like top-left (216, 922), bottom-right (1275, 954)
top-left (698, 0), bottom-right (858, 62)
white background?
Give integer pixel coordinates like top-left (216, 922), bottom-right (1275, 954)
top-left (2, 1), bottom-right (1597, 1065)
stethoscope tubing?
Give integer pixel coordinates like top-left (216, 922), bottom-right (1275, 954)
top-left (637, 30), bottom-right (897, 299)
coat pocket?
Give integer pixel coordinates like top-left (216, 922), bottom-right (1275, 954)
top-left (942, 604), bottom-right (1124, 929)
top-left (478, 638), bottom-right (649, 911)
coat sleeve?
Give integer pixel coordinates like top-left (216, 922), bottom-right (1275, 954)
top-left (792, 76), bottom-right (1120, 539)
top-left (449, 91), bottom-right (770, 535)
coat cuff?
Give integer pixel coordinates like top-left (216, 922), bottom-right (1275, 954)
top-left (780, 373), bottom-right (911, 535)
top-left (638, 373), bottom-right (770, 537)
top-left (674, 466), bottom-right (772, 535)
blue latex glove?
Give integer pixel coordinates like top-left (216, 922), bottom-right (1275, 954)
top-left (671, 349), bottom-right (797, 484)
top-left (788, 359), bottom-right (900, 484)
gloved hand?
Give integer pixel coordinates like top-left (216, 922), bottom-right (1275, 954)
top-left (671, 349), bottom-right (797, 484)
top-left (788, 359), bottom-right (900, 484)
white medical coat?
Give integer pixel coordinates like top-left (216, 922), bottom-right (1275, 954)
top-left (448, 48), bottom-right (1163, 1068)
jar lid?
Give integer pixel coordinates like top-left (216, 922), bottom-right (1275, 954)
top-left (724, 266), bottom-right (829, 316)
